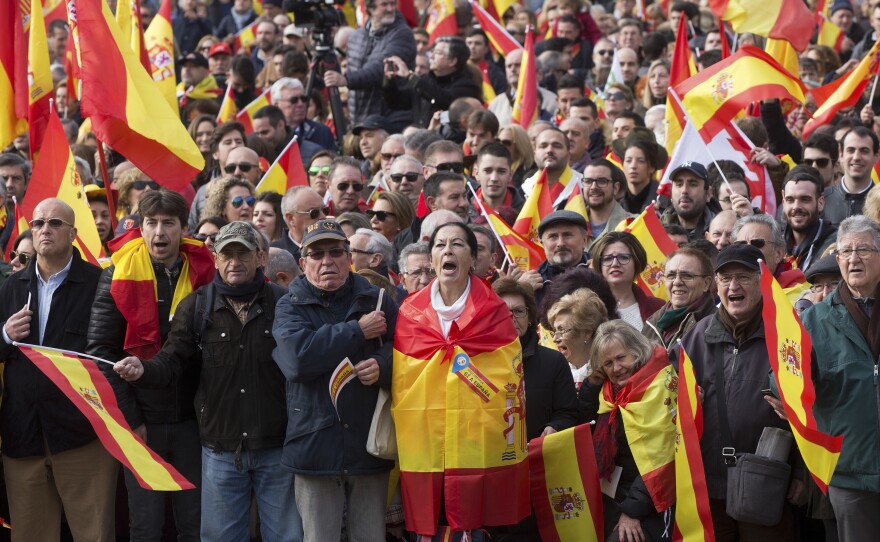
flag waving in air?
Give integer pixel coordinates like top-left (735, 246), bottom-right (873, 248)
top-left (235, 88), bottom-right (273, 134)
top-left (0, 0), bottom-right (27, 150)
top-left (624, 202), bottom-right (678, 301)
top-left (217, 82), bottom-right (238, 123)
top-left (425, 0), bottom-right (457, 45)
top-left (469, 0), bottom-right (522, 55)
top-left (255, 136), bottom-right (308, 195)
top-left (511, 27), bottom-right (538, 128)
top-left (513, 168), bottom-right (554, 243)
top-left (665, 13), bottom-right (698, 156)
top-left (28, 0), bottom-right (53, 157)
top-left (709, 0), bottom-right (815, 51)
top-left (144, 0), bottom-right (177, 111)
top-left (473, 197), bottom-right (545, 271)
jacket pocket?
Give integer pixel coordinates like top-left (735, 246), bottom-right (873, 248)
top-left (285, 398), bottom-right (335, 441)
top-left (203, 326), bottom-right (233, 367)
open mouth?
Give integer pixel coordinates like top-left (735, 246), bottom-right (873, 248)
top-left (441, 261), bottom-right (458, 274)
top-left (728, 293), bottom-right (745, 304)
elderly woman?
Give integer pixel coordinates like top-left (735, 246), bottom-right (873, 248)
top-left (643, 247), bottom-right (716, 351)
top-left (204, 176), bottom-right (256, 223)
top-left (392, 222), bottom-right (529, 538)
top-left (253, 192), bottom-right (284, 242)
top-left (369, 191), bottom-right (414, 245)
top-left (547, 288), bottom-right (610, 392)
top-left (586, 321), bottom-right (676, 542)
top-left (590, 232), bottom-right (665, 332)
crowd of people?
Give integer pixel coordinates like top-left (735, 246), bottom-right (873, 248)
top-left (1, 0), bottom-right (880, 540)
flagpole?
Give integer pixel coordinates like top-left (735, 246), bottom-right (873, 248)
top-left (12, 341), bottom-right (117, 367)
top-left (466, 183), bottom-right (515, 269)
top-left (869, 72), bottom-right (880, 104)
top-left (95, 139), bottom-right (118, 233)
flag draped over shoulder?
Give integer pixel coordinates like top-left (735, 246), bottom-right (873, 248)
top-left (28, 0), bottom-right (53, 157)
top-left (107, 228), bottom-right (215, 360)
top-left (673, 346), bottom-right (715, 541)
top-left (236, 88), bottom-right (273, 134)
top-left (255, 136), bottom-right (308, 195)
top-left (759, 262), bottom-right (843, 493)
top-left (529, 424), bottom-right (603, 542)
top-left (597, 346), bottom-right (678, 512)
top-left (15, 343), bottom-right (196, 491)
top-left (425, 0), bottom-right (457, 45)
top-left (68, 0), bottom-right (205, 190)
top-left (708, 0), bottom-right (814, 51)
top-left (0, 0), bottom-right (27, 149)
top-left (392, 277), bottom-right (529, 535)
top-left (469, 0), bottom-right (522, 55)
top-left (474, 198), bottom-right (544, 271)
top-left (511, 27), bottom-right (537, 128)
top-left (144, 0), bottom-right (177, 112)
top-left (623, 203), bottom-right (677, 301)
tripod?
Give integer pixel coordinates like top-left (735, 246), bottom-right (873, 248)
top-left (304, 32), bottom-right (348, 149)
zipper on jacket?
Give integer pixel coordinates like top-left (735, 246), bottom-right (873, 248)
top-left (730, 347), bottom-right (739, 384)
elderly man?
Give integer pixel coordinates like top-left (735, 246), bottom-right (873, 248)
top-left (519, 210), bottom-right (589, 305)
top-left (267, 247), bottom-right (301, 287)
top-left (387, 155), bottom-right (424, 207)
top-left (272, 186), bottom-right (329, 260)
top-left (678, 243), bottom-right (801, 539)
top-left (398, 241), bottom-right (432, 295)
top-left (88, 191), bottom-right (213, 542)
top-left (732, 214), bottom-right (809, 302)
top-left (706, 210), bottom-right (737, 251)
top-left (0, 199), bottom-right (112, 541)
top-left (349, 228), bottom-right (394, 277)
top-left (801, 216), bottom-right (880, 540)
top-left (114, 222), bottom-right (300, 541)
top-left (270, 78), bottom-right (337, 151)
top-left (272, 220), bottom-right (397, 541)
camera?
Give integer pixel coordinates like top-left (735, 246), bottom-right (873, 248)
top-left (282, 0), bottom-right (345, 32)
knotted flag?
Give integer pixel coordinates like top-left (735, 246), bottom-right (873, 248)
top-left (624, 203), bottom-right (677, 301)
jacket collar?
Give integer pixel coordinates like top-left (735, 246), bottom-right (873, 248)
top-left (18, 248), bottom-right (89, 287)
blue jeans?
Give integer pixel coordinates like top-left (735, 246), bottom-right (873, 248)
top-left (200, 446), bottom-right (302, 542)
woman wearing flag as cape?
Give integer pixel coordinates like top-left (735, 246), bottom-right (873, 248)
top-left (392, 222), bottom-right (530, 538)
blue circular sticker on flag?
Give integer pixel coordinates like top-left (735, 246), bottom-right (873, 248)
top-left (452, 352), bottom-right (471, 373)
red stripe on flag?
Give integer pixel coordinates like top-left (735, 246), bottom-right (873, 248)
top-left (528, 436), bottom-right (562, 542)
top-left (444, 462), bottom-right (530, 529)
top-left (399, 471), bottom-right (443, 536)
top-left (573, 425), bottom-right (604, 536)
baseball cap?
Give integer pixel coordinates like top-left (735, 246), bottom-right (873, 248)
top-left (301, 220), bottom-right (348, 248)
top-left (714, 243), bottom-right (763, 273)
top-left (208, 42), bottom-right (232, 58)
top-left (669, 161), bottom-right (710, 185)
top-left (284, 24), bottom-right (304, 38)
top-left (177, 52), bottom-right (209, 69)
top-left (537, 210), bottom-right (588, 238)
top-left (213, 221), bottom-right (260, 253)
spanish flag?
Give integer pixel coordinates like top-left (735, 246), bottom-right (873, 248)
top-left (68, 0), bottom-right (205, 191)
top-left (671, 45), bottom-right (805, 142)
top-left (217, 82), bottom-right (238, 123)
top-left (528, 424), bottom-right (603, 542)
top-left (28, 0), bottom-right (53, 157)
top-left (469, 0), bottom-right (522, 56)
top-left (236, 88), bottom-right (273, 135)
top-left (425, 0), bottom-right (457, 45)
top-left (513, 168), bottom-right (553, 243)
top-left (144, 0), bottom-right (178, 112)
top-left (392, 277), bottom-right (529, 535)
top-left (15, 342), bottom-right (196, 491)
top-left (477, 59), bottom-right (496, 106)
top-left (64, 30), bottom-right (81, 102)
top-left (624, 202), bottom-right (677, 301)
top-left (708, 0), bottom-right (814, 51)
top-left (597, 346), bottom-right (677, 512)
top-left (474, 198), bottom-right (545, 271)
top-left (107, 228), bottom-right (215, 360)
top-left (759, 262), bottom-right (843, 493)
top-left (673, 345), bottom-right (715, 541)
top-left (803, 40), bottom-right (880, 140)
top-left (232, 19), bottom-right (259, 54)
top-left (815, 0), bottom-right (845, 53)
top-left (255, 136), bottom-right (307, 195)
top-left (511, 26), bottom-right (537, 129)
top-left (0, 0), bottom-right (27, 150)
top-left (665, 14), bottom-right (698, 156)
top-left (115, 0), bottom-right (151, 74)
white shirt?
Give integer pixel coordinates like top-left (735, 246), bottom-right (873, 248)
top-left (430, 278), bottom-right (471, 339)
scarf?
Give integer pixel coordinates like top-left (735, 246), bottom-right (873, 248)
top-left (475, 186), bottom-right (513, 209)
top-left (431, 277), bottom-right (471, 339)
top-left (838, 283), bottom-right (880, 360)
top-left (213, 267), bottom-right (266, 301)
top-left (718, 301), bottom-right (763, 346)
top-left (655, 293), bottom-right (710, 333)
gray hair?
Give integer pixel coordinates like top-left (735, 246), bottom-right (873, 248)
top-left (399, 241), bottom-right (431, 273)
top-left (391, 154), bottom-right (422, 170)
top-left (270, 77), bottom-right (304, 103)
top-left (420, 209), bottom-right (464, 240)
top-left (267, 247), bottom-right (301, 281)
top-left (837, 215), bottom-right (880, 248)
top-left (385, 133), bottom-right (405, 145)
top-left (732, 213), bottom-right (785, 248)
top-left (73, 156), bottom-right (93, 183)
top-left (337, 211), bottom-right (371, 232)
top-left (280, 185), bottom-right (308, 216)
top-left (354, 228), bottom-right (394, 265)
top-left (589, 320), bottom-right (655, 379)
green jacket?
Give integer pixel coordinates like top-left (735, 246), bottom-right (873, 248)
top-left (801, 288), bottom-right (880, 492)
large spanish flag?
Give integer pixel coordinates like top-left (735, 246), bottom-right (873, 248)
top-left (529, 424), bottom-right (603, 542)
top-left (28, 0), bottom-right (53, 157)
top-left (15, 343), bottom-right (196, 491)
top-left (236, 88), bottom-right (273, 134)
top-left (671, 45), bottom-right (806, 142)
top-left (597, 346), bottom-right (678, 512)
top-left (255, 136), bottom-right (308, 195)
top-left (624, 202), bottom-right (677, 301)
top-left (468, 0), bottom-right (522, 56)
top-left (803, 40), bottom-right (880, 139)
top-left (115, 0), bottom-right (151, 74)
top-left (511, 27), bottom-right (537, 129)
top-left (392, 277), bottom-right (529, 535)
top-left (708, 0), bottom-right (814, 51)
top-left (673, 345), bottom-right (715, 541)
top-left (665, 14), bottom-right (698, 156)
top-left (474, 198), bottom-right (545, 271)
top-left (759, 262), bottom-right (843, 493)
top-left (107, 228), bottom-right (214, 359)
top-left (144, 0), bottom-right (177, 112)
top-left (425, 0), bottom-right (457, 45)
top-left (0, 0), bottom-right (27, 149)
top-left (68, 0), bottom-right (205, 191)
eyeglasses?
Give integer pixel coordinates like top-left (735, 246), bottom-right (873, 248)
top-left (29, 217), bottom-right (74, 230)
top-left (834, 246), bottom-right (880, 260)
top-left (595, 49), bottom-right (614, 56)
top-left (288, 96), bottom-right (308, 104)
top-left (664, 271), bottom-right (707, 283)
top-left (193, 233), bottom-right (218, 243)
top-left (336, 182), bottom-right (364, 192)
top-left (349, 248), bottom-right (377, 255)
top-left (426, 162), bottom-right (465, 174)
top-left (389, 172), bottom-right (420, 183)
top-left (216, 249), bottom-right (256, 262)
top-left (295, 206), bottom-right (331, 219)
top-left (231, 196), bottom-right (256, 208)
top-left (304, 247), bottom-right (349, 260)
top-left (553, 327), bottom-right (575, 338)
top-left (803, 157), bottom-right (831, 169)
top-left (734, 238), bottom-right (767, 249)
top-left (499, 139), bottom-right (514, 147)
top-left (9, 250), bottom-right (31, 265)
top-left (606, 92), bottom-right (627, 101)
top-left (308, 166), bottom-right (331, 176)
top-left (507, 305), bottom-right (528, 319)
top-left (583, 177), bottom-right (612, 187)
top-left (381, 152), bottom-right (403, 162)
top-left (132, 180), bottom-right (160, 190)
top-left (600, 253), bottom-right (633, 266)
top-left (716, 272), bottom-right (758, 286)
top-left (810, 281), bottom-right (840, 294)
top-left (224, 162), bottom-right (258, 174)
top-left (404, 267), bottom-right (435, 278)
top-left (366, 209), bottom-right (396, 221)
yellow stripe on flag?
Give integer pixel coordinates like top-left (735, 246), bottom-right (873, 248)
top-left (144, 0), bottom-right (178, 112)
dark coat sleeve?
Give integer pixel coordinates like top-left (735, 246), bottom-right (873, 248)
top-left (618, 474), bottom-right (658, 519)
top-left (346, 20), bottom-right (417, 90)
top-left (547, 352), bottom-right (583, 431)
top-left (408, 70), bottom-right (483, 112)
top-left (761, 100), bottom-right (803, 163)
top-left (135, 293), bottom-right (201, 389)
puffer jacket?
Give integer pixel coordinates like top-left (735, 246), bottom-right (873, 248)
top-left (272, 273), bottom-right (397, 476)
top-left (801, 288), bottom-right (880, 492)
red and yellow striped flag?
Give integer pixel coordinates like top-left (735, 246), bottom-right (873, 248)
top-left (144, 0), bottom-right (178, 112)
top-left (815, 0), bottom-right (845, 52)
top-left (513, 168), bottom-right (553, 243)
top-left (0, 0), bottom-right (28, 150)
top-left (511, 26), bottom-right (537, 129)
top-left (759, 262), bottom-right (843, 493)
top-left (116, 0), bottom-right (151, 74)
top-left (15, 343), bottom-right (196, 491)
top-left (529, 424), bottom-right (603, 542)
top-left (708, 0), bottom-right (814, 51)
top-left (392, 278), bottom-right (529, 535)
top-left (475, 198), bottom-right (545, 271)
top-left (68, 0), bottom-right (205, 191)
top-left (665, 14), bottom-right (698, 156)
top-left (232, 19), bottom-right (258, 54)
top-left (673, 345), bottom-right (715, 541)
top-left (469, 0), bottom-right (522, 55)
top-left (107, 228), bottom-right (214, 359)
top-left (63, 30), bottom-right (81, 102)
top-left (28, 0), bottom-right (53, 157)
top-left (671, 45), bottom-right (805, 142)
top-left (255, 136), bottom-right (307, 195)
top-left (425, 0), bottom-right (457, 45)
top-left (477, 59), bottom-right (496, 106)
top-left (217, 82), bottom-right (238, 123)
top-left (235, 88), bottom-right (273, 134)
top-left (623, 202), bottom-right (676, 301)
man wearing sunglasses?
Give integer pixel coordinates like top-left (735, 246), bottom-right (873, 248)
top-left (349, 228), bottom-right (394, 277)
top-left (273, 219), bottom-right (398, 542)
top-left (732, 213), bottom-right (809, 303)
top-left (0, 198), bottom-right (114, 540)
top-left (224, 146), bottom-right (262, 186)
top-left (328, 156), bottom-right (367, 214)
top-left (270, 78), bottom-right (337, 152)
top-left (273, 186), bottom-right (328, 262)
top-left (802, 133), bottom-right (839, 188)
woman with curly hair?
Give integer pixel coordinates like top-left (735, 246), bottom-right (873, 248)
top-left (203, 176), bottom-right (256, 223)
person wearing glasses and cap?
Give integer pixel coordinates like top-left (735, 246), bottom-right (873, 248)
top-left (732, 213), bottom-right (810, 304)
top-left (272, 186), bottom-right (329, 263)
top-left (272, 219), bottom-right (398, 541)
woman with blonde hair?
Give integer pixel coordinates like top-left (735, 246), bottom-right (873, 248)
top-left (642, 59), bottom-right (671, 110)
top-left (203, 176), bottom-right (256, 223)
top-left (369, 190), bottom-right (414, 244)
top-left (498, 124), bottom-right (536, 188)
top-left (547, 288), bottom-right (610, 391)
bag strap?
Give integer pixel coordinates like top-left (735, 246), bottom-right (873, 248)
top-left (193, 282), bottom-right (214, 351)
top-left (713, 343), bottom-right (737, 465)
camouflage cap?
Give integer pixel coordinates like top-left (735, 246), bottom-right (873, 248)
top-left (213, 221), bottom-right (260, 253)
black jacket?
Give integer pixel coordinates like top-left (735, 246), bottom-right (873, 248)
top-left (136, 280), bottom-right (289, 453)
top-left (385, 67), bottom-right (483, 128)
top-left (0, 251), bottom-right (103, 457)
top-left (521, 326), bottom-right (582, 440)
top-left (823, 181), bottom-right (871, 226)
top-left (784, 218), bottom-right (837, 271)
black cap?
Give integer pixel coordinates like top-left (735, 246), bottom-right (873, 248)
top-left (301, 220), bottom-right (348, 248)
top-left (537, 210), bottom-right (588, 238)
top-left (352, 115), bottom-right (388, 136)
top-left (804, 254), bottom-right (841, 282)
top-left (670, 161), bottom-right (710, 185)
top-left (830, 0), bottom-right (853, 15)
top-left (715, 243), bottom-right (763, 272)
top-left (177, 52), bottom-right (209, 69)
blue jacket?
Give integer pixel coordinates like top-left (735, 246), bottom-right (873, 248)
top-left (272, 273), bottom-right (398, 475)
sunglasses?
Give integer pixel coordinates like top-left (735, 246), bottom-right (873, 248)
top-left (29, 217), bottom-right (74, 230)
top-left (295, 206), bottom-right (331, 219)
top-left (803, 157), bottom-right (831, 169)
top-left (288, 96), bottom-right (308, 104)
top-left (596, 49), bottom-right (614, 56)
top-left (231, 196), bottom-right (256, 208)
top-left (193, 233), bottom-right (218, 243)
top-left (304, 247), bottom-right (348, 260)
top-left (9, 250), bottom-right (31, 265)
top-left (308, 165), bottom-right (331, 176)
top-left (132, 180), bottom-right (161, 190)
top-left (336, 182), bottom-right (364, 192)
top-left (428, 162), bottom-right (465, 174)
top-left (606, 92), bottom-right (627, 101)
top-left (224, 162), bottom-right (258, 174)
top-left (389, 172), bottom-right (419, 183)
top-left (734, 238), bottom-right (767, 249)
top-left (366, 209), bottom-right (396, 221)
top-left (381, 152), bottom-right (403, 162)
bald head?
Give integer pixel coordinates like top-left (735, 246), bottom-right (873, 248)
top-left (35, 197), bottom-right (75, 224)
top-left (617, 48), bottom-right (639, 85)
top-left (226, 147), bottom-right (262, 184)
top-left (706, 209), bottom-right (737, 250)
top-left (32, 198), bottom-right (77, 265)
